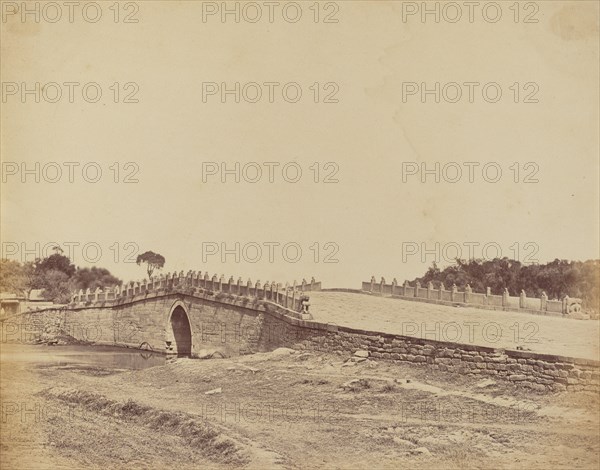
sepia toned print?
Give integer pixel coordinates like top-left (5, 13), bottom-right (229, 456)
top-left (1, 1), bottom-right (598, 469)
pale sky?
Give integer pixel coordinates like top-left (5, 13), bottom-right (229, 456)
top-left (1, 1), bottom-right (599, 289)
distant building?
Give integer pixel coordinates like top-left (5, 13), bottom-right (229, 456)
top-left (0, 290), bottom-right (55, 317)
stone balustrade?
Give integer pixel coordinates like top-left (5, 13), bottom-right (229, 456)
top-left (70, 271), bottom-right (320, 315)
top-left (362, 277), bottom-right (586, 319)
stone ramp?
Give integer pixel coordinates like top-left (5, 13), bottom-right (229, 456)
top-left (307, 291), bottom-right (599, 360)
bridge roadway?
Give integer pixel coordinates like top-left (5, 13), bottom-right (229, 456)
top-left (307, 291), bottom-right (600, 360)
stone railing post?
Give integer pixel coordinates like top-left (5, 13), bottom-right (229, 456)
top-left (284, 282), bottom-right (290, 308)
top-left (107, 286), bottom-right (116, 301)
top-left (465, 284), bottom-right (472, 303)
top-left (218, 275), bottom-right (224, 292)
top-left (502, 288), bottom-right (509, 307)
top-left (403, 280), bottom-right (410, 296)
top-left (380, 277), bottom-right (385, 294)
top-left (562, 295), bottom-right (569, 315)
top-left (540, 291), bottom-right (548, 312)
top-left (255, 280), bottom-right (261, 298)
top-left (291, 281), bottom-right (297, 309)
top-left (415, 281), bottom-right (421, 297)
top-left (439, 283), bottom-right (444, 300)
top-left (519, 289), bottom-right (526, 309)
top-left (369, 276), bottom-right (375, 292)
top-left (427, 281), bottom-right (433, 299)
top-left (228, 276), bottom-right (234, 293)
top-left (236, 277), bottom-right (242, 295)
top-left (391, 278), bottom-right (397, 296)
top-left (310, 277), bottom-right (316, 291)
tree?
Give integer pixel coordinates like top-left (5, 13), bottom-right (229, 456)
top-left (71, 267), bottom-right (121, 291)
top-left (1, 253), bottom-right (123, 304)
top-left (136, 251), bottom-right (166, 279)
top-left (39, 270), bottom-right (71, 303)
top-left (35, 253), bottom-right (76, 278)
top-left (0, 259), bottom-right (42, 297)
top-left (0, 259), bottom-right (28, 295)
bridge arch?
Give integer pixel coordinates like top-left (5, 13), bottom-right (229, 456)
top-left (166, 301), bottom-right (193, 356)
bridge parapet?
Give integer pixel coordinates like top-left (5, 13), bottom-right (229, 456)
top-left (69, 271), bottom-right (320, 318)
top-left (362, 277), bottom-right (587, 319)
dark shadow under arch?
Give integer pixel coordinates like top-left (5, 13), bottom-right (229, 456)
top-left (170, 306), bottom-right (192, 356)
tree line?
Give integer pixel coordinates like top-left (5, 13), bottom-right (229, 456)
top-left (0, 248), bottom-right (166, 304)
top-left (411, 258), bottom-right (599, 313)
top-left (0, 251), bottom-right (121, 304)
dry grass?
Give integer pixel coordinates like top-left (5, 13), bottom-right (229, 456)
top-left (38, 387), bottom-right (248, 466)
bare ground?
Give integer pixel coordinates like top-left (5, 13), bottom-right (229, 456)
top-left (1, 345), bottom-right (598, 469)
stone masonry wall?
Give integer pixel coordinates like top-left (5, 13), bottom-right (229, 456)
top-left (258, 311), bottom-right (600, 393)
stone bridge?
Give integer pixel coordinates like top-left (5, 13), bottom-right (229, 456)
top-left (2, 271), bottom-right (599, 393)
top-left (44, 271), bottom-right (319, 356)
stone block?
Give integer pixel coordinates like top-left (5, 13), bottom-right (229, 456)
top-left (508, 374), bottom-right (528, 381)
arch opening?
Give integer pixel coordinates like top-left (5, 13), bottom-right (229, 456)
top-left (169, 306), bottom-right (192, 356)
